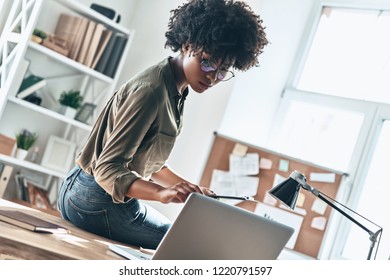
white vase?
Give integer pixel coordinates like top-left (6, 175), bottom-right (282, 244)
top-left (59, 105), bottom-right (77, 119)
top-left (15, 148), bottom-right (28, 160)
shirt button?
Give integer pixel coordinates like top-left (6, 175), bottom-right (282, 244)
top-left (176, 119), bottom-right (179, 123)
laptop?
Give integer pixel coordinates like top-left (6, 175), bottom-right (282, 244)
top-left (109, 193), bottom-right (294, 260)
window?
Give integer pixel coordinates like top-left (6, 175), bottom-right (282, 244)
top-left (297, 7), bottom-right (390, 104)
top-left (269, 100), bottom-right (363, 171)
top-left (271, 5), bottom-right (390, 259)
top-left (342, 120), bottom-right (390, 260)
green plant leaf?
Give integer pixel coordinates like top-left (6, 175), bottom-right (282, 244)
top-left (59, 90), bottom-right (83, 109)
top-left (15, 129), bottom-right (38, 150)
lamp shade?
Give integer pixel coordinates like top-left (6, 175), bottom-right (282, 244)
top-left (268, 172), bottom-right (306, 209)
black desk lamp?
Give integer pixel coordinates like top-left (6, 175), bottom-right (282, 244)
top-left (268, 170), bottom-right (382, 260)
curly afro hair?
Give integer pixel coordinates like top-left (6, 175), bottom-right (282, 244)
top-left (165, 0), bottom-right (268, 71)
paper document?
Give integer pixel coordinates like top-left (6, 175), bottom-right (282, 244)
top-left (232, 143), bottom-right (248, 156)
top-left (259, 157), bottom-right (273, 170)
top-left (309, 172), bottom-right (336, 183)
top-left (255, 202), bottom-right (303, 249)
top-left (278, 159), bottom-right (289, 172)
top-left (229, 153), bottom-right (259, 175)
top-left (311, 198), bottom-right (327, 215)
top-left (311, 216), bottom-right (327, 231)
top-left (210, 169), bottom-right (259, 205)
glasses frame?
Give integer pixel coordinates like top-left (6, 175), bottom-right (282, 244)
top-left (200, 57), bottom-right (235, 82)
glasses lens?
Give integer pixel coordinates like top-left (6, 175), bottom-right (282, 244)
top-left (200, 59), bottom-right (217, 72)
top-left (217, 70), bottom-right (228, 80)
top-left (200, 57), bottom-right (234, 81)
top-left (218, 71), bottom-right (234, 81)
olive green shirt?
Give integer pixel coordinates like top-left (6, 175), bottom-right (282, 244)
top-left (76, 57), bottom-right (188, 203)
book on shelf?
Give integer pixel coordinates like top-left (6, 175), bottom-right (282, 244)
top-left (69, 16), bottom-right (89, 60)
top-left (76, 19), bottom-right (97, 64)
top-left (103, 33), bottom-right (128, 78)
top-left (94, 31), bottom-right (118, 73)
top-left (0, 164), bottom-right (13, 198)
top-left (83, 23), bottom-right (106, 67)
top-left (90, 28), bottom-right (113, 69)
top-left (16, 75), bottom-right (47, 99)
top-left (0, 209), bottom-right (68, 234)
top-left (54, 13), bottom-right (82, 57)
top-left (14, 173), bottom-right (29, 203)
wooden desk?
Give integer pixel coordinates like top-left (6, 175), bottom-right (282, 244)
top-left (0, 199), bottom-right (135, 260)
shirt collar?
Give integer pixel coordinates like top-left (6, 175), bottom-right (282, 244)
top-left (160, 57), bottom-right (188, 101)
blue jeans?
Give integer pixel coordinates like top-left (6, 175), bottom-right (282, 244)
top-left (57, 165), bottom-right (171, 249)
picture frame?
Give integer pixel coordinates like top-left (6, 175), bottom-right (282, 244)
top-left (41, 135), bottom-right (76, 173)
top-left (75, 102), bottom-right (96, 123)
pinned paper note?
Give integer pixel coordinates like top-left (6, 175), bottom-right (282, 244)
top-left (292, 207), bottom-right (307, 216)
top-left (210, 169), bottom-right (235, 196)
top-left (229, 153), bottom-right (259, 175)
top-left (272, 173), bottom-right (286, 187)
top-left (311, 198), bottom-right (327, 215)
top-left (278, 159), bottom-right (289, 172)
top-left (263, 192), bottom-right (277, 206)
top-left (259, 157), bottom-right (272, 170)
top-left (279, 204), bottom-right (307, 216)
top-left (309, 172), bottom-right (336, 183)
top-left (209, 169), bottom-right (259, 205)
top-left (232, 143), bottom-right (248, 156)
top-left (296, 192), bottom-right (306, 207)
top-left (311, 216), bottom-right (327, 231)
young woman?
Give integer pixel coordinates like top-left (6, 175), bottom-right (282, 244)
top-left (58, 0), bottom-right (268, 249)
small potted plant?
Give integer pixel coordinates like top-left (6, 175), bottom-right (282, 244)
top-left (15, 129), bottom-right (38, 160)
top-left (58, 89), bottom-right (83, 118)
top-left (31, 28), bottom-right (48, 44)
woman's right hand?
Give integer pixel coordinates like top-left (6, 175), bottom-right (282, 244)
top-left (157, 181), bottom-right (204, 203)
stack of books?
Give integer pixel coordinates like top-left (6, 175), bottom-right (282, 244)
top-left (52, 13), bottom-right (128, 78)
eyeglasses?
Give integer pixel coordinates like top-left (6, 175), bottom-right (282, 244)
top-left (200, 57), bottom-right (235, 81)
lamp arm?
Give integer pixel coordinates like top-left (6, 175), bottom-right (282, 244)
top-left (316, 191), bottom-right (372, 235)
top-left (306, 185), bottom-right (382, 260)
top-left (287, 171), bottom-right (382, 259)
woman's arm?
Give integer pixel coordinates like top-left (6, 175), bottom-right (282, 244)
top-left (151, 166), bottom-right (214, 195)
top-left (126, 177), bottom-right (203, 203)
top-left (151, 166), bottom-right (189, 187)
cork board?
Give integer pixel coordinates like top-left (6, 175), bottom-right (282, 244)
top-left (200, 133), bottom-right (345, 258)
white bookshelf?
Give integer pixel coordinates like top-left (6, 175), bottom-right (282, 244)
top-left (0, 0), bottom-right (134, 203)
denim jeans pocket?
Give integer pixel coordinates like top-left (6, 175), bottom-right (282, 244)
top-left (58, 166), bottom-right (81, 214)
top-left (67, 197), bottom-right (112, 239)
